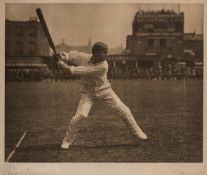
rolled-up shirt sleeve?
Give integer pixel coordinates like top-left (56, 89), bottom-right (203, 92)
top-left (63, 51), bottom-right (91, 66)
top-left (70, 64), bottom-right (106, 76)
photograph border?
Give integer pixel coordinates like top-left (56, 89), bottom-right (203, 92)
top-left (1, 0), bottom-right (206, 175)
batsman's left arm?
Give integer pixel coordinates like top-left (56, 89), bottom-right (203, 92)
top-left (58, 61), bottom-right (106, 76)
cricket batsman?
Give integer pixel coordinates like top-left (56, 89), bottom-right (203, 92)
top-left (57, 42), bottom-right (148, 149)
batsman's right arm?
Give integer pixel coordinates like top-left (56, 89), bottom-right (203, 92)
top-left (61, 51), bottom-right (91, 66)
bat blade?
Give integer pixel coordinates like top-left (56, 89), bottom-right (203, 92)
top-left (36, 8), bottom-right (57, 55)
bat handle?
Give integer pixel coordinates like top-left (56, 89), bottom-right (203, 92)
top-left (53, 53), bottom-right (61, 62)
top-left (53, 48), bottom-right (57, 55)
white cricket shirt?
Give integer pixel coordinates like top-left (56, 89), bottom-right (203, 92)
top-left (63, 51), bottom-right (111, 93)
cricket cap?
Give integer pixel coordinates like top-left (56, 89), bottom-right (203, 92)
top-left (92, 42), bottom-right (108, 54)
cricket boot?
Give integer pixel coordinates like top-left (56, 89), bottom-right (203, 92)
top-left (134, 129), bottom-right (148, 140)
top-left (61, 139), bottom-right (72, 149)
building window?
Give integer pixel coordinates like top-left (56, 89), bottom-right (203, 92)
top-left (28, 42), bottom-right (36, 54)
top-left (5, 26), bottom-right (9, 35)
top-left (16, 26), bottom-right (23, 36)
top-left (166, 40), bottom-right (171, 47)
top-left (144, 24), bottom-right (154, 32)
top-left (29, 26), bottom-right (37, 36)
top-left (168, 24), bottom-right (175, 32)
top-left (15, 41), bottom-right (23, 54)
top-left (5, 41), bottom-right (9, 55)
top-left (148, 39), bottom-right (154, 47)
top-left (175, 23), bottom-right (182, 32)
top-left (154, 39), bottom-right (160, 47)
top-left (137, 28), bottom-right (143, 32)
top-left (160, 39), bottom-right (166, 48)
top-left (137, 40), bottom-right (142, 44)
top-left (177, 40), bottom-right (182, 44)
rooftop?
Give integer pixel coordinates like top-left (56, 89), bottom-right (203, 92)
top-left (136, 9), bottom-right (184, 16)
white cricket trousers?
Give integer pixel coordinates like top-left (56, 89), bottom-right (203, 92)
top-left (63, 87), bottom-right (144, 144)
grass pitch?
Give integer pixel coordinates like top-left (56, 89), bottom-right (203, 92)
top-left (5, 80), bottom-right (203, 162)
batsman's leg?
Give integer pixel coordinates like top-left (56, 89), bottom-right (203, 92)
top-left (61, 93), bottom-right (93, 149)
top-left (100, 89), bottom-right (147, 140)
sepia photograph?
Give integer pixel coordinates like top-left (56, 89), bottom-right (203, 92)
top-left (1, 1), bottom-right (206, 174)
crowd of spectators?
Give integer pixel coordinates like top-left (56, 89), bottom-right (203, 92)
top-left (107, 61), bottom-right (203, 80)
top-left (5, 61), bottom-right (203, 82)
top-left (5, 67), bottom-right (77, 81)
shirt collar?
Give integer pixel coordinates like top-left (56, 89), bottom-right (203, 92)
top-left (88, 56), bottom-right (106, 65)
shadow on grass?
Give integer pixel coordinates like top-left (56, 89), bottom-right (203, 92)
top-left (16, 143), bottom-right (141, 152)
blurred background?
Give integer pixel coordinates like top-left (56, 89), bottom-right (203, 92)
top-left (5, 3), bottom-right (203, 81)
